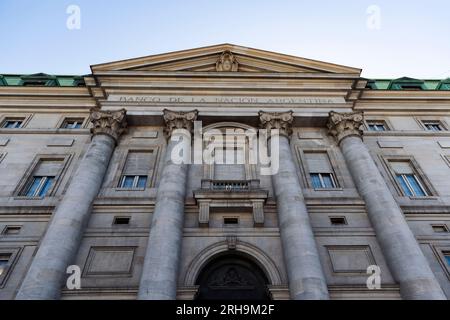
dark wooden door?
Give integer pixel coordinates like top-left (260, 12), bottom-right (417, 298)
top-left (195, 255), bottom-right (270, 300)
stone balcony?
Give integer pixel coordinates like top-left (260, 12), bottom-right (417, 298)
top-left (193, 179), bottom-right (268, 227)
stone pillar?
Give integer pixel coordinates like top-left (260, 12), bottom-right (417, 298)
top-left (16, 109), bottom-right (127, 300)
top-left (259, 111), bottom-right (329, 300)
top-left (327, 111), bottom-right (446, 300)
top-left (138, 109), bottom-right (198, 300)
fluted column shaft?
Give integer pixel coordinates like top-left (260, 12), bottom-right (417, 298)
top-left (260, 111), bottom-right (329, 300)
top-left (138, 110), bottom-right (197, 300)
top-left (16, 109), bottom-right (127, 300)
top-left (328, 111), bottom-right (445, 300)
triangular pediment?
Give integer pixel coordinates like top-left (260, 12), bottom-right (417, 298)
top-left (91, 44), bottom-right (361, 74)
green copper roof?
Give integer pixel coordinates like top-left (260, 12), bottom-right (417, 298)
top-left (366, 78), bottom-right (450, 90)
top-left (0, 73), bottom-right (85, 87)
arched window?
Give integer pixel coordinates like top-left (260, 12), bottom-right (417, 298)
top-left (202, 123), bottom-right (257, 182)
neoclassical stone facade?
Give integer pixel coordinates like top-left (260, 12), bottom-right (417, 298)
top-left (1, 44), bottom-right (450, 300)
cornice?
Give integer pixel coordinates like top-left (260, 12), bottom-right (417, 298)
top-left (91, 70), bottom-right (361, 79)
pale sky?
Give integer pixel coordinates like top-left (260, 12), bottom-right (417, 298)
top-left (0, 0), bottom-right (449, 79)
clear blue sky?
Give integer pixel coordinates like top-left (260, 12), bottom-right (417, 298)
top-left (0, 0), bottom-right (449, 78)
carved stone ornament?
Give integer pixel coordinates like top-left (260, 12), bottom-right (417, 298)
top-left (163, 109), bottom-right (198, 137)
top-left (209, 267), bottom-right (252, 287)
top-left (90, 108), bottom-right (127, 143)
top-left (259, 111), bottom-right (294, 137)
top-left (215, 51), bottom-right (239, 72)
top-left (327, 111), bottom-right (364, 144)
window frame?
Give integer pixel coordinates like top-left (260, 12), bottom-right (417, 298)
top-left (23, 176), bottom-right (56, 198)
top-left (431, 224), bottom-right (449, 233)
top-left (113, 216), bottom-right (131, 226)
top-left (1, 119), bottom-right (24, 129)
top-left (58, 116), bottom-right (88, 129)
top-left (0, 248), bottom-right (21, 288)
top-left (416, 117), bottom-right (449, 132)
top-left (223, 216), bottom-right (239, 227)
top-left (442, 154), bottom-right (450, 169)
top-left (431, 246), bottom-right (450, 281)
top-left (113, 147), bottom-right (161, 191)
top-left (330, 216), bottom-right (348, 226)
top-left (2, 225), bottom-right (22, 235)
top-left (0, 153), bottom-right (6, 164)
top-left (395, 173), bottom-right (428, 197)
top-left (117, 175), bottom-right (148, 190)
top-left (381, 155), bottom-right (437, 198)
top-left (365, 120), bottom-right (391, 132)
top-left (296, 148), bottom-right (343, 190)
top-left (0, 114), bottom-right (32, 129)
top-left (14, 154), bottom-right (72, 199)
top-left (422, 121), bottom-right (444, 132)
top-left (310, 172), bottom-right (338, 189)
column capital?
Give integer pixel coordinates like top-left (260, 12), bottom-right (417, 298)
top-left (163, 109), bottom-right (198, 137)
top-left (90, 108), bottom-right (127, 143)
top-left (259, 111), bottom-right (294, 138)
top-left (327, 111), bottom-right (364, 144)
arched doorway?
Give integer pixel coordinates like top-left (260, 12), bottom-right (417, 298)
top-left (195, 253), bottom-right (271, 300)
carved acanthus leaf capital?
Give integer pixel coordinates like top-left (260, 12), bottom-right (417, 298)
top-left (216, 51), bottom-right (239, 72)
top-left (259, 111), bottom-right (294, 138)
top-left (327, 111), bottom-right (364, 144)
top-left (163, 109), bottom-right (198, 137)
top-left (90, 108), bottom-right (127, 143)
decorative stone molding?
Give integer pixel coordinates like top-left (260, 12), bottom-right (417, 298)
top-left (259, 111), bottom-right (294, 138)
top-left (90, 109), bottom-right (127, 143)
top-left (227, 236), bottom-right (237, 250)
top-left (327, 111), bottom-right (364, 144)
top-left (252, 201), bottom-right (265, 227)
top-left (163, 109), bottom-right (198, 137)
top-left (215, 51), bottom-right (239, 72)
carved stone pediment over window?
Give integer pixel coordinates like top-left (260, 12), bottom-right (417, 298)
top-left (327, 111), bottom-right (364, 144)
top-left (215, 51), bottom-right (239, 72)
top-left (259, 111), bottom-right (294, 138)
top-left (90, 108), bottom-right (127, 143)
top-left (163, 109), bottom-right (198, 137)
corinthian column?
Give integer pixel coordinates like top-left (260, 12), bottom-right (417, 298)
top-left (16, 109), bottom-right (127, 300)
top-left (328, 111), bottom-right (445, 300)
top-left (138, 109), bottom-right (198, 300)
top-left (259, 111), bottom-right (329, 300)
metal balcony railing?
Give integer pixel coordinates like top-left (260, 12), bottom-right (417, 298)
top-left (211, 181), bottom-right (250, 191)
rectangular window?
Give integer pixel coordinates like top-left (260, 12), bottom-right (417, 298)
top-left (24, 176), bottom-right (54, 197)
top-left (422, 121), bottom-right (444, 132)
top-left (367, 121), bottom-right (387, 131)
top-left (0, 253), bottom-right (11, 277)
top-left (113, 217), bottom-right (130, 225)
top-left (444, 252), bottom-right (450, 267)
top-left (118, 151), bottom-right (154, 189)
top-left (330, 217), bottom-right (347, 225)
top-left (432, 225), bottom-right (449, 233)
top-left (1, 118), bottom-right (24, 129)
top-left (305, 152), bottom-right (338, 189)
top-left (2, 226), bottom-right (22, 235)
top-left (61, 118), bottom-right (84, 129)
top-left (224, 217), bottom-right (239, 225)
top-left (20, 159), bottom-right (64, 197)
top-left (390, 161), bottom-right (428, 197)
top-left (119, 175), bottom-right (147, 189)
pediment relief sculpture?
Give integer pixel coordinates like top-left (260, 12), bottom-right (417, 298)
top-left (215, 50), bottom-right (239, 72)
